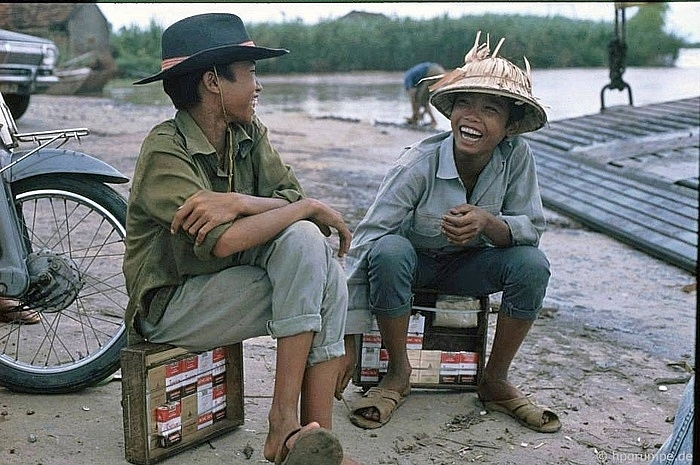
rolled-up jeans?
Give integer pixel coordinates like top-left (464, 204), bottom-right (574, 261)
top-left (139, 221), bottom-right (347, 366)
top-left (367, 234), bottom-right (550, 320)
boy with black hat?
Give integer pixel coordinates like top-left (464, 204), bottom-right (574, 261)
top-left (123, 13), bottom-right (357, 465)
top-left (339, 32), bottom-right (561, 434)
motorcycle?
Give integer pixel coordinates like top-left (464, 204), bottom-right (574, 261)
top-left (0, 92), bottom-right (129, 393)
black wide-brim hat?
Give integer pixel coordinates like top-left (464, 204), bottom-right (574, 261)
top-left (134, 13), bottom-right (288, 85)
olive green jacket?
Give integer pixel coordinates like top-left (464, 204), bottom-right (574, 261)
top-left (123, 111), bottom-right (304, 331)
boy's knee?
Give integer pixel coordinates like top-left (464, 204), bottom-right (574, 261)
top-left (280, 220), bottom-right (326, 251)
top-left (369, 234), bottom-right (415, 263)
top-left (508, 247), bottom-right (550, 285)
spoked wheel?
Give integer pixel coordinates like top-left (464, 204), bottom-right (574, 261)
top-left (0, 176), bottom-right (127, 393)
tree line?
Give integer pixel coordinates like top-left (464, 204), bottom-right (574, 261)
top-left (111, 4), bottom-right (686, 80)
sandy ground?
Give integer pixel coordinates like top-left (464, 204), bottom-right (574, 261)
top-left (0, 95), bottom-right (696, 465)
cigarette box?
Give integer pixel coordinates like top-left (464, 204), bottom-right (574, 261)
top-left (353, 291), bottom-right (488, 390)
top-left (121, 343), bottom-right (243, 465)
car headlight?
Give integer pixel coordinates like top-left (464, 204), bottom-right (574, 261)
top-left (41, 44), bottom-right (58, 67)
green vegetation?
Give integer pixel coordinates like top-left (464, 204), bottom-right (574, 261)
top-left (109, 8), bottom-right (686, 79)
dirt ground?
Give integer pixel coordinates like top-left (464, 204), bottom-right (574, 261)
top-left (0, 95), bottom-right (696, 465)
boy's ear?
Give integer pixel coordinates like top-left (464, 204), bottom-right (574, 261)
top-left (202, 70), bottom-right (219, 92)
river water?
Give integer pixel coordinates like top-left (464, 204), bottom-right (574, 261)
top-left (109, 49), bottom-right (700, 131)
top-left (257, 65), bottom-right (700, 132)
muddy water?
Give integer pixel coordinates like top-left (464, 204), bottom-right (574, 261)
top-left (108, 65), bottom-right (700, 131)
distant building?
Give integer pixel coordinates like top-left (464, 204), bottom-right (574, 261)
top-left (340, 11), bottom-right (390, 22)
top-left (0, 3), bottom-right (116, 94)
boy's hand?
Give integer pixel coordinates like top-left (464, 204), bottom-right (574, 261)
top-left (171, 190), bottom-right (246, 245)
top-left (305, 198), bottom-right (352, 257)
top-left (441, 204), bottom-right (490, 245)
top-left (335, 335), bottom-right (357, 400)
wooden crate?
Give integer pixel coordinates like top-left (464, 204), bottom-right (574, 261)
top-left (353, 291), bottom-right (489, 390)
top-left (121, 342), bottom-right (244, 465)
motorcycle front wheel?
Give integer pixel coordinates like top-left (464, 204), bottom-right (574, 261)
top-left (0, 176), bottom-right (128, 393)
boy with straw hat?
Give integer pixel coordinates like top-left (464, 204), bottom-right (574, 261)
top-left (339, 31), bottom-right (561, 434)
top-left (124, 13), bottom-right (359, 465)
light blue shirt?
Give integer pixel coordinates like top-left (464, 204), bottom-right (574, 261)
top-left (345, 131), bottom-right (546, 333)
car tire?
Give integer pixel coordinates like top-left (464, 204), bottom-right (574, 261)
top-left (4, 93), bottom-right (30, 120)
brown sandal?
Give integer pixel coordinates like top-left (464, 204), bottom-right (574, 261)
top-left (274, 426), bottom-right (343, 465)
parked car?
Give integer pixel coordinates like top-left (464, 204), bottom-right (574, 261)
top-left (0, 28), bottom-right (59, 119)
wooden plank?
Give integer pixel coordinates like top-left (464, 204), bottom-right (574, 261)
top-left (638, 98), bottom-right (700, 118)
top-left (589, 113), bottom-right (664, 136)
top-left (609, 105), bottom-right (698, 129)
top-left (534, 146), bottom-right (698, 211)
top-left (551, 118), bottom-right (632, 141)
top-left (567, 130), bottom-right (699, 163)
top-left (523, 131), bottom-right (574, 151)
top-left (522, 97), bottom-right (698, 271)
top-left (545, 121), bottom-right (610, 144)
top-left (542, 188), bottom-right (696, 271)
top-left (537, 157), bottom-right (698, 229)
top-left (538, 176), bottom-right (696, 244)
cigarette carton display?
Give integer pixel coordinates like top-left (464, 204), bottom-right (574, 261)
top-left (197, 373), bottom-right (213, 392)
top-left (212, 347), bottom-right (226, 367)
top-left (379, 349), bottom-right (389, 374)
top-left (180, 355), bottom-right (199, 381)
top-left (212, 405), bottom-right (226, 423)
top-left (407, 313), bottom-right (425, 333)
top-left (212, 384), bottom-right (226, 408)
top-left (361, 346), bottom-right (380, 369)
top-left (197, 387), bottom-right (213, 414)
top-left (180, 394), bottom-right (198, 425)
top-left (147, 365), bottom-right (166, 393)
top-left (157, 426), bottom-right (181, 448)
top-left (155, 401), bottom-right (181, 434)
top-left (212, 364), bottom-right (226, 386)
top-left (459, 352), bottom-right (478, 384)
top-left (121, 342), bottom-right (243, 465)
top-left (164, 359), bottom-right (183, 387)
top-left (439, 351), bottom-right (461, 384)
top-left (362, 332), bottom-right (382, 348)
top-left (406, 334), bottom-right (424, 350)
top-left (181, 377), bottom-right (198, 398)
top-left (197, 350), bottom-right (213, 375)
top-left (197, 411), bottom-right (213, 430)
top-left (360, 367), bottom-right (379, 383)
top-left (352, 292), bottom-right (489, 390)
top-left (417, 350), bottom-right (441, 384)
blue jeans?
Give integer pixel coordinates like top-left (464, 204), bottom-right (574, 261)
top-left (366, 234), bottom-right (550, 321)
top-left (649, 376), bottom-right (694, 464)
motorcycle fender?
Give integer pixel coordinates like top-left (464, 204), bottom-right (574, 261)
top-left (8, 148), bottom-right (129, 184)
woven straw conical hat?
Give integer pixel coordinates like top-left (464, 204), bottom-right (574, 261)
top-left (428, 31), bottom-right (547, 134)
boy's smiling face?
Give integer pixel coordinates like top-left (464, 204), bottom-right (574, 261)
top-left (450, 93), bottom-right (513, 159)
top-left (218, 61), bottom-right (261, 124)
